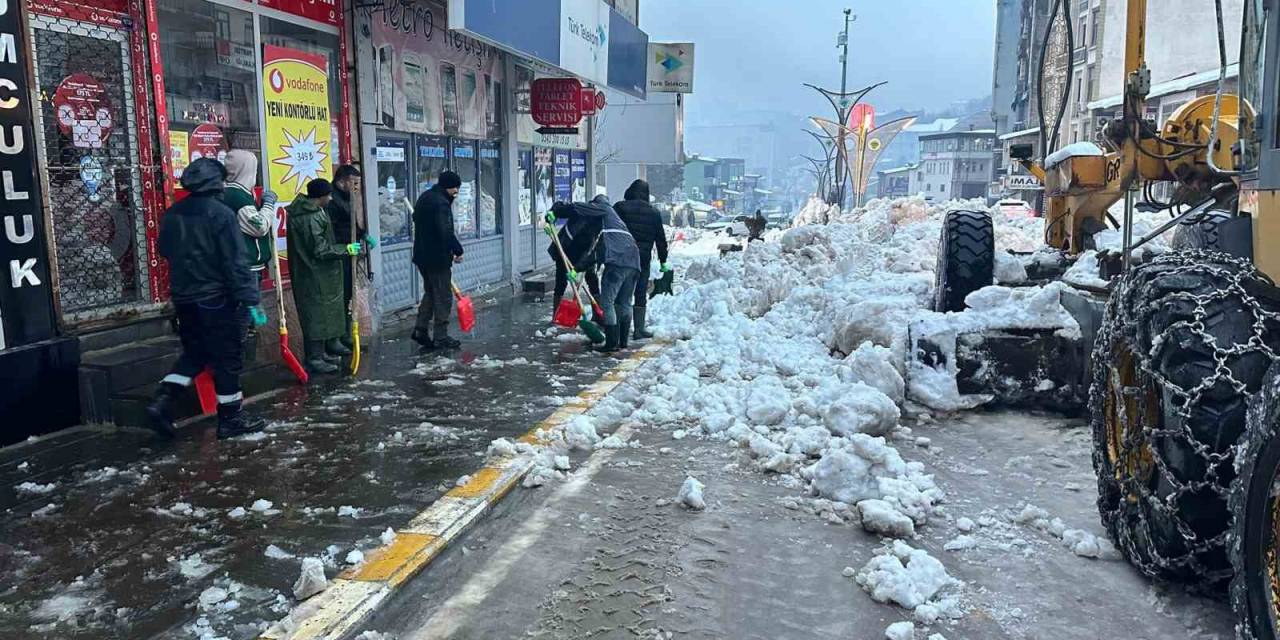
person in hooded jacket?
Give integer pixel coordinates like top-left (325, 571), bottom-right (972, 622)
top-left (221, 150), bottom-right (277, 277)
top-left (146, 158), bottom-right (267, 439)
top-left (613, 180), bottom-right (669, 340)
top-left (548, 203), bottom-right (602, 323)
top-left (288, 178), bottom-right (364, 373)
top-left (412, 170), bottom-right (465, 350)
top-left (549, 195), bottom-right (640, 352)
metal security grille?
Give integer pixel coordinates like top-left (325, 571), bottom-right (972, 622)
top-left (30, 12), bottom-right (150, 316)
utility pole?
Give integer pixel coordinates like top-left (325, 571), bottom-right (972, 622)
top-left (833, 8), bottom-right (854, 207)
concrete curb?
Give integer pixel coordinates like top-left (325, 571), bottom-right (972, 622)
top-left (259, 342), bottom-right (665, 640)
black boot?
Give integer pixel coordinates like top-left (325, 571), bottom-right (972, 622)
top-left (411, 328), bottom-right (435, 350)
top-left (325, 338), bottom-right (352, 356)
top-left (434, 327), bottom-right (461, 350)
top-left (339, 335), bottom-right (354, 350)
top-left (594, 325), bottom-right (620, 353)
top-left (618, 315), bottom-right (631, 350)
top-left (305, 340), bottom-right (339, 374)
top-left (633, 306), bottom-right (654, 340)
top-left (217, 401), bottom-right (266, 439)
top-left (145, 382), bottom-right (183, 438)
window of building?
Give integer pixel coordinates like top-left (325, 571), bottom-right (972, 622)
top-left (416, 135), bottom-right (449, 195)
top-left (452, 139), bottom-right (479, 238)
top-left (479, 141), bottom-right (502, 236)
top-left (159, 0), bottom-right (260, 183)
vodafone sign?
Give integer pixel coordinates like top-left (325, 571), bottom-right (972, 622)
top-left (532, 78), bottom-right (584, 127)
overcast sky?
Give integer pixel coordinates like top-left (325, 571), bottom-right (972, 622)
top-left (638, 0), bottom-right (997, 120)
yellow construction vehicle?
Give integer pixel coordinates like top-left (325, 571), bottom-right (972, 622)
top-left (930, 1), bottom-right (1280, 636)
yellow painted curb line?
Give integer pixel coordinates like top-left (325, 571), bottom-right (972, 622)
top-left (259, 341), bottom-right (666, 640)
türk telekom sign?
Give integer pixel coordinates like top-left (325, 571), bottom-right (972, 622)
top-left (0, 1), bottom-right (56, 349)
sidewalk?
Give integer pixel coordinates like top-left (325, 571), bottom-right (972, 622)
top-left (0, 291), bottom-right (619, 640)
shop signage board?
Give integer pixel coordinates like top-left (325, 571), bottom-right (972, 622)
top-left (647, 43), bottom-right (694, 94)
top-left (449, 0), bottom-right (647, 98)
top-left (0, 0), bottom-right (56, 347)
top-left (256, 0), bottom-right (338, 26)
top-left (369, 0), bottom-right (503, 139)
top-left (531, 78), bottom-right (583, 126)
top-left (1004, 174), bottom-right (1044, 191)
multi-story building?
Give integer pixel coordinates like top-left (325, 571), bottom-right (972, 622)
top-left (683, 155), bottom-right (745, 203)
top-left (915, 130), bottom-right (997, 202)
top-left (877, 165), bottom-right (916, 199)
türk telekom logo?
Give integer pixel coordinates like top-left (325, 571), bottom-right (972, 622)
top-left (269, 68), bottom-right (285, 94)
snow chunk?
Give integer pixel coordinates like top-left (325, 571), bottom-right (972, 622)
top-left (678, 476), bottom-right (706, 510)
top-left (1062, 529), bottom-right (1118, 559)
top-left (943, 535), bottom-right (978, 552)
top-left (486, 437), bottom-right (518, 458)
top-left (380, 528), bottom-right (397, 546)
top-left (565, 416), bottom-right (601, 450)
top-left (197, 586), bottom-right (228, 611)
top-left (823, 383), bottom-right (900, 437)
top-left (293, 558), bottom-right (328, 600)
top-left (250, 499), bottom-right (274, 513)
top-left (265, 545), bottom-right (295, 560)
top-left (337, 505), bottom-right (362, 518)
top-left (885, 621), bottom-right (916, 640)
top-left (858, 499), bottom-right (916, 538)
top-left (856, 541), bottom-right (962, 623)
top-left (994, 251), bottom-right (1028, 284)
top-left (345, 549), bottom-right (365, 565)
top-left (16, 481), bottom-right (56, 495)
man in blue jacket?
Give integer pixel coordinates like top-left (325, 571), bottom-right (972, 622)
top-left (550, 195), bottom-right (640, 353)
top-left (146, 158), bottom-right (267, 439)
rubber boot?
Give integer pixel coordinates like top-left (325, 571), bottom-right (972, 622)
top-left (633, 306), bottom-right (654, 340)
top-left (618, 315), bottom-right (631, 350)
top-left (325, 337), bottom-right (352, 356)
top-left (145, 382), bottom-right (182, 438)
top-left (434, 324), bottom-right (461, 350)
top-left (217, 401), bottom-right (266, 439)
top-left (305, 340), bottom-right (339, 374)
top-left (594, 325), bottom-right (620, 353)
top-left (411, 328), bottom-right (435, 350)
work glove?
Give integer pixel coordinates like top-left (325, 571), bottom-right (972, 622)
top-left (544, 210), bottom-right (558, 225)
top-left (346, 242), bottom-right (363, 256)
top-left (364, 236), bottom-right (379, 250)
top-left (260, 190), bottom-right (278, 208)
top-left (567, 269), bottom-right (580, 284)
top-left (660, 263), bottom-right (673, 273)
top-left (248, 305), bottom-right (268, 327)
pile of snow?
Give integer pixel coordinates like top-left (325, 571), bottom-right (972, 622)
top-left (855, 540), bottom-right (963, 624)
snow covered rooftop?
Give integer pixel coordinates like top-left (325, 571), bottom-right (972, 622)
top-left (1087, 63), bottom-right (1239, 110)
top-left (998, 126), bottom-right (1040, 141)
top-left (907, 118), bottom-right (959, 133)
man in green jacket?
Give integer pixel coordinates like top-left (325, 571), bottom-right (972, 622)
top-left (286, 178), bottom-right (363, 374)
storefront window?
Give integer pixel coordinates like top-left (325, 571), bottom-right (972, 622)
top-left (158, 0), bottom-right (260, 183)
top-left (375, 139), bottom-right (412, 245)
top-left (452, 139), bottom-right (478, 238)
top-left (518, 148), bottom-right (533, 227)
top-left (416, 135), bottom-right (450, 195)
top-left (479, 142), bottom-right (502, 236)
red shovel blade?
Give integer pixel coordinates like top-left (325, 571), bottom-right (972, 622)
top-left (553, 297), bottom-right (582, 328)
top-left (280, 334), bottom-right (310, 384)
top-left (456, 294), bottom-right (476, 334)
top-left (194, 370), bottom-right (217, 415)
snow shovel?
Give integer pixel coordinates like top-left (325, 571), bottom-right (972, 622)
top-left (545, 223), bottom-right (605, 343)
top-left (349, 186), bottom-right (365, 375)
top-left (194, 369), bottom-right (217, 415)
top-left (271, 239), bottom-right (310, 385)
top-left (452, 281), bottom-right (476, 334)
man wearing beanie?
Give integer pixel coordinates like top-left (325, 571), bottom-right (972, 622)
top-left (147, 158), bottom-right (267, 439)
top-left (287, 178), bottom-right (364, 374)
top-left (411, 170), bottom-right (465, 349)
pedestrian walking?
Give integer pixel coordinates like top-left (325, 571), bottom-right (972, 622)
top-left (412, 170), bottom-right (465, 350)
top-left (222, 150), bottom-right (277, 278)
top-left (327, 164), bottom-right (366, 349)
top-left (146, 158), bottom-right (267, 439)
top-left (613, 180), bottom-right (670, 340)
top-left (550, 195), bottom-right (640, 353)
top-left (287, 178), bottom-right (363, 374)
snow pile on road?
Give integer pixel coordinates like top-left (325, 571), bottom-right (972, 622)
top-left (856, 540), bottom-right (963, 624)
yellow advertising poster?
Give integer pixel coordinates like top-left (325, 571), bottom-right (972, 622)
top-left (262, 44), bottom-right (331, 268)
top-left (168, 131), bottom-right (189, 181)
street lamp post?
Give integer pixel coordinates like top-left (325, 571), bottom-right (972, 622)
top-left (833, 8), bottom-right (854, 207)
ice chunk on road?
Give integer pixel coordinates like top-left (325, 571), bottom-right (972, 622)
top-left (197, 586), bottom-right (228, 610)
top-left (943, 535), bottom-right (978, 552)
top-left (565, 416), bottom-right (601, 450)
top-left (811, 448), bottom-right (880, 505)
top-left (380, 528), bottom-right (397, 546)
top-left (293, 557), bottom-right (328, 600)
top-left (678, 476), bottom-right (706, 510)
top-left (265, 545), bottom-right (294, 560)
top-left (822, 382), bottom-right (899, 437)
top-left (486, 437), bottom-right (518, 458)
top-left (858, 499), bottom-right (915, 538)
top-left (955, 517), bottom-right (976, 533)
top-left (885, 621), bottom-right (916, 640)
top-left (1062, 529), bottom-right (1118, 559)
top-left (338, 505), bottom-right (362, 518)
top-left (345, 549), bottom-right (364, 565)
top-left (16, 481), bottom-right (56, 494)
top-left (845, 343), bottom-right (906, 405)
top-left (856, 541), bottom-right (962, 623)
top-left (250, 499), bottom-right (273, 512)
top-left (227, 506), bottom-right (247, 519)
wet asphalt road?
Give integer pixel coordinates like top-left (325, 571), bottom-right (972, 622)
top-left (0, 292), bottom-right (616, 640)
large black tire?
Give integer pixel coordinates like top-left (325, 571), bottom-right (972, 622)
top-left (1231, 364), bottom-right (1280, 640)
top-left (933, 209), bottom-right (994, 312)
top-left (1091, 250), bottom-right (1280, 591)
top-left (1172, 209), bottom-right (1233, 251)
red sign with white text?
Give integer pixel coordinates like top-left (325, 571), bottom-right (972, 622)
top-left (532, 78), bottom-right (584, 127)
top-left (189, 124), bottom-right (226, 162)
top-left (256, 0), bottom-right (337, 26)
top-left (52, 74), bottom-right (112, 149)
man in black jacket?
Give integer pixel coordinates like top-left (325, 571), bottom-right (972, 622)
top-left (548, 203), bottom-right (602, 322)
top-left (146, 158), bottom-right (266, 439)
top-left (412, 170), bottom-right (465, 349)
top-left (328, 164), bottom-right (365, 349)
top-left (613, 180), bottom-right (669, 340)
top-left (550, 196), bottom-right (640, 352)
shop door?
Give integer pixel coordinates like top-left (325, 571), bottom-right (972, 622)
top-left (30, 10), bottom-right (151, 321)
top-left (374, 135), bottom-right (417, 312)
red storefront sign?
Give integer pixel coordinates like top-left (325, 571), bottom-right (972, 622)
top-left (578, 87), bottom-right (607, 116)
top-left (256, 0), bottom-right (338, 26)
top-left (52, 73), bottom-right (113, 149)
top-left (189, 123), bottom-right (225, 162)
top-left (531, 78), bottom-right (584, 127)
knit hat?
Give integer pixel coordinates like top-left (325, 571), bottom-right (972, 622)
top-left (437, 171), bottom-right (462, 190)
top-left (306, 178), bottom-right (333, 198)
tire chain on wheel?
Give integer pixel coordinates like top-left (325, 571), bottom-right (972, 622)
top-left (1091, 249), bottom-right (1280, 589)
top-left (1229, 364), bottom-right (1280, 640)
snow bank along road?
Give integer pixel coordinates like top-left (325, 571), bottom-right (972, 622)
top-left (353, 197), bottom-right (1234, 639)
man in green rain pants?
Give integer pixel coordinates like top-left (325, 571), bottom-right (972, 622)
top-left (286, 178), bottom-right (363, 375)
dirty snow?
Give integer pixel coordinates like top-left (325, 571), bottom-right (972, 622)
top-left (678, 476), bottom-right (706, 510)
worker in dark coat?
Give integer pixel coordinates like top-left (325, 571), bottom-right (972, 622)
top-left (613, 180), bottom-right (669, 340)
top-left (146, 158), bottom-right (267, 439)
top-left (548, 201), bottom-right (602, 324)
top-left (327, 164), bottom-right (367, 349)
top-left (550, 195), bottom-right (640, 353)
top-left (412, 170), bottom-right (465, 350)
top-left (287, 178), bottom-right (362, 374)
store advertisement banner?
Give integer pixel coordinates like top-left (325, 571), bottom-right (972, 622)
top-left (257, 0), bottom-right (338, 26)
top-left (370, 0), bottom-right (503, 139)
top-left (647, 43), bottom-right (695, 94)
top-left (570, 151), bottom-right (587, 201)
top-left (263, 44), bottom-right (332, 270)
top-left (534, 148), bottom-right (554, 215)
top-left (558, 0), bottom-right (609, 87)
top-left (553, 149), bottom-right (572, 203)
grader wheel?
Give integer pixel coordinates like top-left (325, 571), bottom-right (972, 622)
top-left (1090, 250), bottom-right (1280, 590)
top-left (1231, 364), bottom-right (1280, 640)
